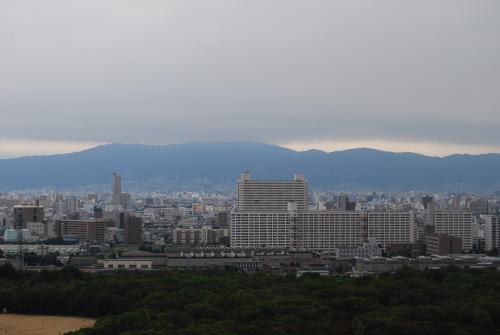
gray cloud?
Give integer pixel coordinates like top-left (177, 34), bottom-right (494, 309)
top-left (1, 0), bottom-right (499, 150)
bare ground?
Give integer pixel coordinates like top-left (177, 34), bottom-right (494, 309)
top-left (0, 314), bottom-right (95, 335)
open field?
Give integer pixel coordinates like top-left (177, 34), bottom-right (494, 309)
top-left (0, 314), bottom-right (95, 335)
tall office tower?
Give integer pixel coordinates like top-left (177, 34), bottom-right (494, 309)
top-left (112, 173), bottom-right (122, 206)
top-left (367, 211), bottom-right (416, 247)
top-left (236, 172), bottom-right (308, 212)
top-left (422, 196), bottom-right (434, 210)
top-left (124, 214), bottom-right (143, 245)
top-left (484, 216), bottom-right (500, 251)
top-left (13, 205), bottom-right (44, 229)
top-left (433, 210), bottom-right (472, 251)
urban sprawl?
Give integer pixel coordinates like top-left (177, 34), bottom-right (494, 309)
top-left (1, 172), bottom-right (500, 276)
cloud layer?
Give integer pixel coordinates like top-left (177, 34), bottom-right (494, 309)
top-left (1, 0), bottom-right (499, 156)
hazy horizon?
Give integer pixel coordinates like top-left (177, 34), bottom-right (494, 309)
top-left (1, 1), bottom-right (499, 158)
top-left (1, 140), bottom-right (500, 159)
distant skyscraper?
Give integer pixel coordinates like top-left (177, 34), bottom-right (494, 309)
top-left (112, 173), bottom-right (122, 206)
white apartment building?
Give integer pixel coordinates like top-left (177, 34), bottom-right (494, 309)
top-left (434, 210), bottom-right (472, 251)
top-left (236, 173), bottom-right (308, 212)
top-left (484, 216), bottom-right (500, 251)
top-left (296, 211), bottom-right (363, 252)
top-left (230, 211), bottom-right (292, 249)
top-left (367, 211), bottom-right (416, 247)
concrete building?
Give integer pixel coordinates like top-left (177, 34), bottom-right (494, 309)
top-left (173, 228), bottom-right (202, 245)
top-left (231, 206), bottom-right (364, 252)
top-left (427, 202), bottom-right (437, 226)
top-left (231, 173), bottom-right (364, 252)
top-left (426, 233), bottom-right (462, 255)
top-left (175, 227), bottom-right (230, 246)
top-left (13, 205), bottom-right (44, 229)
top-left (124, 214), bottom-right (143, 245)
top-left (335, 241), bottom-right (383, 259)
top-left (231, 211), bottom-right (293, 249)
top-left (103, 259), bottom-right (153, 271)
top-left (367, 211), bottom-right (416, 247)
top-left (422, 196), bottom-right (433, 210)
top-left (55, 220), bottom-right (105, 243)
top-left (470, 198), bottom-right (490, 217)
top-left (434, 211), bottom-right (472, 251)
top-left (64, 196), bottom-right (77, 215)
top-left (27, 222), bottom-right (45, 241)
top-left (484, 216), bottom-right (500, 251)
top-left (354, 255), bottom-right (500, 274)
top-left (112, 173), bottom-right (122, 206)
top-left (296, 211), bottom-right (363, 252)
top-left (236, 172), bottom-right (308, 212)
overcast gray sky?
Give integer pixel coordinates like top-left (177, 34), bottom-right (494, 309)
top-left (1, 0), bottom-right (499, 157)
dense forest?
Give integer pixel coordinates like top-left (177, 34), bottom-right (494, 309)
top-left (0, 264), bottom-right (499, 334)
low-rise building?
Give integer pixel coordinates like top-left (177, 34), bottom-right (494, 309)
top-left (334, 241), bottom-right (383, 259)
top-left (426, 233), bottom-right (462, 255)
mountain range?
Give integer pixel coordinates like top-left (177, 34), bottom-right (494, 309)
top-left (0, 142), bottom-right (499, 190)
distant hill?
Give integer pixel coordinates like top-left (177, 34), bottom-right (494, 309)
top-left (0, 142), bottom-right (499, 190)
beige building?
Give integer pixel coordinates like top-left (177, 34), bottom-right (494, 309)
top-left (56, 220), bottom-right (105, 243)
top-left (433, 211), bottom-right (472, 251)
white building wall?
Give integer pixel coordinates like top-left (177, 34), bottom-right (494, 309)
top-left (434, 211), bottom-right (473, 251)
top-left (367, 211), bottom-right (416, 247)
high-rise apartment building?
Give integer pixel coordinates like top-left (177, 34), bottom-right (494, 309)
top-left (231, 173), bottom-right (364, 252)
top-left (230, 211), bottom-right (293, 249)
top-left (236, 172), bottom-right (308, 212)
top-left (296, 211), bottom-right (363, 252)
top-left (367, 211), bottom-right (416, 247)
top-left (484, 216), bottom-right (500, 251)
top-left (433, 210), bottom-right (472, 251)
